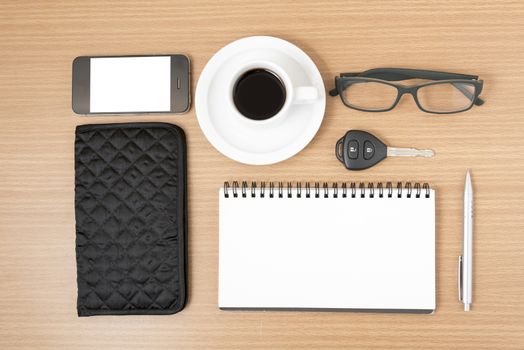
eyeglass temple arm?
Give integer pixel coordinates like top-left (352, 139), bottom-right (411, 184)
top-left (342, 68), bottom-right (478, 81)
top-left (451, 82), bottom-right (484, 106)
top-left (338, 68), bottom-right (484, 105)
top-left (329, 87), bottom-right (340, 96)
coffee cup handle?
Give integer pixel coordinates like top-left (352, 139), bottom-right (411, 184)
top-left (293, 86), bottom-right (318, 104)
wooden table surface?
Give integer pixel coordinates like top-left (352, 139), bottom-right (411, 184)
top-left (1, 1), bottom-right (524, 349)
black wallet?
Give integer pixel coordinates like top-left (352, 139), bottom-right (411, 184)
top-left (74, 122), bottom-right (187, 316)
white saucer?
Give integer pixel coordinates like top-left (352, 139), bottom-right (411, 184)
top-left (195, 36), bottom-right (325, 165)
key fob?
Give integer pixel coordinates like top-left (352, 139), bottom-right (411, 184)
top-left (336, 130), bottom-right (387, 170)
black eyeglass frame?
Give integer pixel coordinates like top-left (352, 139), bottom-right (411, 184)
top-left (329, 68), bottom-right (484, 114)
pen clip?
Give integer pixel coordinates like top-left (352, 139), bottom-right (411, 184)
top-left (458, 255), bottom-right (463, 302)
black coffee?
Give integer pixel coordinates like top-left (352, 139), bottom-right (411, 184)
top-left (233, 69), bottom-right (286, 121)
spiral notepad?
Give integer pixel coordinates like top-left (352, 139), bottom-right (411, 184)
top-left (219, 181), bottom-right (436, 313)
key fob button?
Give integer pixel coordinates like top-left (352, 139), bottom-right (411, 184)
top-left (348, 140), bottom-right (359, 159)
top-left (364, 141), bottom-right (375, 160)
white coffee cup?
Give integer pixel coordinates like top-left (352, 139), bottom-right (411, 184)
top-left (228, 60), bottom-right (319, 126)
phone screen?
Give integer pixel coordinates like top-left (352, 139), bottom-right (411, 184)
top-left (90, 56), bottom-right (171, 113)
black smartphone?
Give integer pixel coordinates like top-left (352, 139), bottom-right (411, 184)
top-left (72, 54), bottom-right (190, 115)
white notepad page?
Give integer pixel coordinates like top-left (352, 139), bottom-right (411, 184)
top-left (219, 186), bottom-right (435, 312)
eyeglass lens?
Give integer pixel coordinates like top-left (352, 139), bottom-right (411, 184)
top-left (417, 82), bottom-right (476, 113)
top-left (342, 81), bottom-right (397, 111)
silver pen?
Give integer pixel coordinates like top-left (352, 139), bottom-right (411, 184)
top-left (458, 170), bottom-right (473, 311)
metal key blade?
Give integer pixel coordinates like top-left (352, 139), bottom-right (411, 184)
top-left (387, 147), bottom-right (435, 157)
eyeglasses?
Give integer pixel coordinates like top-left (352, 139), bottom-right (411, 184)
top-left (329, 68), bottom-right (484, 114)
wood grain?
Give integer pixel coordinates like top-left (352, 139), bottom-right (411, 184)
top-left (1, 0), bottom-right (524, 349)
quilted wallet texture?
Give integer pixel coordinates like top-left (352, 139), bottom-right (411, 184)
top-left (75, 123), bottom-right (187, 316)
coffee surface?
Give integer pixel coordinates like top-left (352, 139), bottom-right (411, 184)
top-left (233, 69), bottom-right (286, 121)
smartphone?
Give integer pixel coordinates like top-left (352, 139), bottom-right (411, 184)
top-left (72, 54), bottom-right (190, 115)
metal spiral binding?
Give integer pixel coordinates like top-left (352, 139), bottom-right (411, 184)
top-left (223, 182), bottom-right (431, 199)
top-left (368, 183), bottom-right (375, 198)
top-left (241, 181), bottom-right (247, 198)
top-left (305, 182), bottom-right (311, 198)
top-left (405, 182), bottom-right (412, 198)
top-left (423, 183), bottom-right (430, 198)
top-left (415, 183), bottom-right (421, 198)
top-left (260, 182), bottom-right (265, 198)
top-left (387, 182), bottom-right (393, 198)
top-left (232, 181), bottom-right (238, 197)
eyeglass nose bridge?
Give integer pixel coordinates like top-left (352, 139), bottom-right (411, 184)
top-left (395, 86), bottom-right (419, 107)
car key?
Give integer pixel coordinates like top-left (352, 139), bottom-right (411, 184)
top-left (336, 130), bottom-right (434, 170)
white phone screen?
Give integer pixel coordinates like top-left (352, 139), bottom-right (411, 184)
top-left (90, 56), bottom-right (171, 113)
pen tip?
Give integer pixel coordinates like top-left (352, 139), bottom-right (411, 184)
top-left (465, 304), bottom-right (470, 312)
top-left (423, 149), bottom-right (435, 157)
